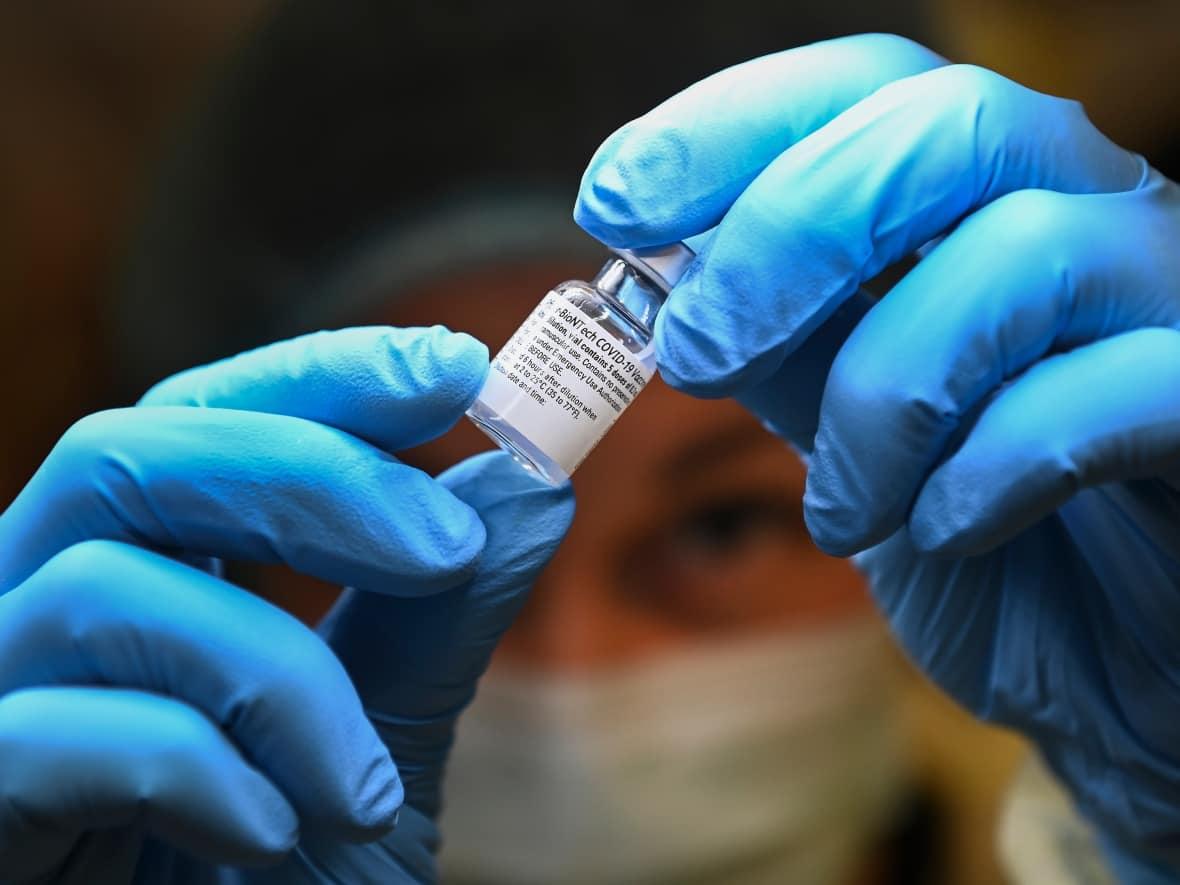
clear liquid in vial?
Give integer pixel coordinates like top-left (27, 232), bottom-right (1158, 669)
top-left (467, 280), bottom-right (656, 485)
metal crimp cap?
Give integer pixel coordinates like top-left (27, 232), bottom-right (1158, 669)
top-left (609, 242), bottom-right (696, 294)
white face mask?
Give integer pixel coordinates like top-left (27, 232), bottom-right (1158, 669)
top-left (439, 617), bottom-right (910, 885)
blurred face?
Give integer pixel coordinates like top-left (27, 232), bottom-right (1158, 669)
top-left (382, 259), bottom-right (874, 672)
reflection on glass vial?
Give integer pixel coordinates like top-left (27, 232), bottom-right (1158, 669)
top-left (467, 243), bottom-right (695, 485)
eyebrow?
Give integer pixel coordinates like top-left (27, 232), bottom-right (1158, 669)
top-left (658, 421), bottom-right (785, 483)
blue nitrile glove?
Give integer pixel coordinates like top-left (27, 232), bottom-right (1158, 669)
top-left (576, 32), bottom-right (1180, 881)
top-left (0, 326), bottom-right (574, 884)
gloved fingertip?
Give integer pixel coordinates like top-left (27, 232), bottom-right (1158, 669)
top-left (419, 325), bottom-right (490, 394)
top-left (441, 451), bottom-right (576, 549)
top-left (574, 124), bottom-right (708, 249)
top-left (236, 799), bottom-right (300, 865)
top-left (384, 324), bottom-right (490, 412)
top-left (907, 522), bottom-right (969, 559)
top-left (801, 466), bottom-right (890, 558)
top-left (428, 496), bottom-right (488, 585)
top-left (573, 192), bottom-right (660, 250)
top-left (907, 478), bottom-right (1001, 559)
top-left (336, 756), bottom-right (405, 843)
top-left (801, 499), bottom-right (866, 559)
top-left (299, 713), bottom-right (406, 841)
top-left (653, 289), bottom-right (777, 398)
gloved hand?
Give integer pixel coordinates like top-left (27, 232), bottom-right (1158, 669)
top-left (0, 326), bottom-right (574, 884)
top-left (576, 32), bottom-right (1180, 881)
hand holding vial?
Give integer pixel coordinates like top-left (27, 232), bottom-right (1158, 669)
top-left (572, 31), bottom-right (1180, 881)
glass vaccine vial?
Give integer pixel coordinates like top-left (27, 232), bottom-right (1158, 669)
top-left (467, 243), bottom-right (695, 485)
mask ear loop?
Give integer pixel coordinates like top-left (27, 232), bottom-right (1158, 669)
top-left (284, 190), bottom-right (603, 339)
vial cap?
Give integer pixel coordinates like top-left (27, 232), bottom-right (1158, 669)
top-left (609, 242), bottom-right (696, 294)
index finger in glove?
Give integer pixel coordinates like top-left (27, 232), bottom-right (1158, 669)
top-left (574, 33), bottom-right (946, 247)
top-left (140, 324), bottom-right (488, 453)
top-left (0, 406), bottom-right (483, 595)
top-left (654, 61), bottom-right (1148, 397)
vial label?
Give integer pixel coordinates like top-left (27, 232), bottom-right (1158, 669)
top-left (477, 287), bottom-right (656, 475)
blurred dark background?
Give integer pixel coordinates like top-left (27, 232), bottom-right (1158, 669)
top-left (0, 1), bottom-right (272, 503)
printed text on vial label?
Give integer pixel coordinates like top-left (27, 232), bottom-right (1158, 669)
top-left (484, 289), bottom-right (655, 474)
top-left (494, 303), bottom-right (648, 418)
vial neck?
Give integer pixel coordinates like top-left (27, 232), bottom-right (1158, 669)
top-left (592, 258), bottom-right (665, 333)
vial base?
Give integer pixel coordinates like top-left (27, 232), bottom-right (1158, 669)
top-left (466, 398), bottom-right (570, 486)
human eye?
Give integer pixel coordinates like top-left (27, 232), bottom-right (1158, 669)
top-left (617, 489), bottom-right (813, 631)
top-left (666, 493), bottom-right (807, 563)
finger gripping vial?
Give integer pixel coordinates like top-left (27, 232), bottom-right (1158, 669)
top-left (467, 243), bottom-right (695, 484)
